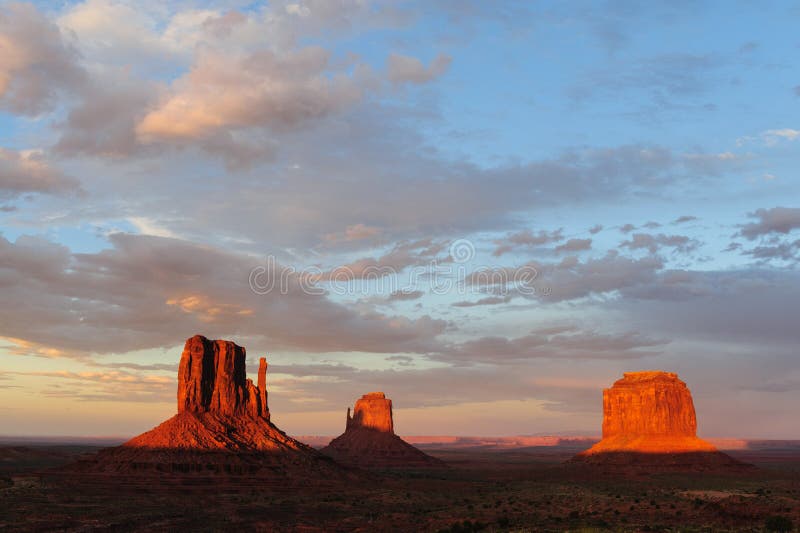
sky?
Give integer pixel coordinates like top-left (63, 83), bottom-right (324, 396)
top-left (0, 0), bottom-right (799, 439)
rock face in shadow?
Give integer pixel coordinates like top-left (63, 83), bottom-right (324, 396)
top-left (572, 371), bottom-right (746, 470)
top-left (322, 392), bottom-right (444, 470)
top-left (65, 335), bottom-right (341, 480)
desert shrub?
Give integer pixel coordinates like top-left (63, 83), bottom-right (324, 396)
top-left (765, 515), bottom-right (794, 532)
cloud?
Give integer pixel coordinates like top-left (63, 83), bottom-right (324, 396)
top-left (0, 233), bottom-right (448, 358)
top-left (742, 239), bottom-right (800, 262)
top-left (466, 251), bottom-right (663, 304)
top-left (135, 46), bottom-right (366, 154)
top-left (614, 268), bottom-right (800, 346)
top-left (740, 207), bottom-right (800, 239)
top-left (534, 252), bottom-right (664, 302)
top-left (451, 294), bottom-right (513, 307)
top-left (387, 53), bottom-right (452, 84)
top-left (761, 128), bottom-right (800, 145)
top-left (0, 148), bottom-right (81, 197)
top-left (672, 215), bottom-right (698, 224)
top-left (53, 70), bottom-right (157, 158)
top-left (321, 238), bottom-right (449, 280)
top-left (492, 228), bottom-right (564, 257)
top-left (619, 233), bottom-right (699, 255)
top-left (387, 289), bottom-right (424, 302)
top-left (588, 224), bottom-right (603, 234)
top-left (554, 238), bottom-right (592, 253)
top-left (323, 223), bottom-right (382, 244)
top-left (0, 2), bottom-right (85, 115)
top-left (432, 325), bottom-right (667, 365)
top-left (9, 369), bottom-right (173, 403)
top-left (127, 217), bottom-right (179, 239)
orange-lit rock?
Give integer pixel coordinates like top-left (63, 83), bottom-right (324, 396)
top-left (67, 335), bottom-right (341, 479)
top-left (593, 371), bottom-right (715, 453)
top-left (572, 371), bottom-right (746, 469)
top-left (347, 392), bottom-right (393, 432)
top-left (322, 392), bottom-right (444, 469)
top-left (177, 335), bottom-right (269, 419)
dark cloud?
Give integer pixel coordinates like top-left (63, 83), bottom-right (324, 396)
top-left (672, 215), bottom-right (698, 224)
top-left (615, 269), bottom-right (800, 347)
top-left (452, 294), bottom-right (514, 308)
top-left (0, 2), bottom-right (86, 115)
top-left (0, 233), bottom-right (448, 358)
top-left (492, 229), bottom-right (564, 257)
top-left (321, 238), bottom-right (449, 280)
top-left (554, 238), bottom-right (592, 253)
top-left (742, 239), bottom-right (800, 262)
top-left (387, 289), bottom-right (425, 302)
top-left (740, 207), bottom-right (800, 239)
top-left (0, 148), bottom-right (81, 198)
top-left (619, 233), bottom-right (699, 254)
top-left (432, 325), bottom-right (667, 365)
top-left (535, 252), bottom-right (664, 302)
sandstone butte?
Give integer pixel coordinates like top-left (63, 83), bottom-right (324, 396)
top-left (64, 335), bottom-right (342, 479)
top-left (572, 371), bottom-right (745, 469)
top-left (321, 392), bottom-right (444, 469)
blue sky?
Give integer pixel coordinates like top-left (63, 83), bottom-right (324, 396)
top-left (0, 0), bottom-right (798, 438)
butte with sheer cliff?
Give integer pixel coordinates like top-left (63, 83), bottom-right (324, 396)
top-left (572, 371), bottom-right (746, 470)
top-left (322, 392), bottom-right (443, 469)
top-left (64, 335), bottom-right (342, 481)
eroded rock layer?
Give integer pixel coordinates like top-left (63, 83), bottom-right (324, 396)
top-left (322, 392), bottom-right (443, 469)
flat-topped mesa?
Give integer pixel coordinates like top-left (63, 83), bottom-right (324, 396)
top-left (572, 370), bottom-right (738, 466)
top-left (602, 371), bottom-right (697, 439)
top-left (346, 392), bottom-right (393, 433)
top-left (177, 335), bottom-right (269, 419)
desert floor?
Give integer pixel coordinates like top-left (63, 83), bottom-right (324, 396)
top-left (1, 440), bottom-right (799, 532)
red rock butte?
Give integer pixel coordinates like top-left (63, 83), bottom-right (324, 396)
top-left (346, 392), bottom-right (393, 433)
top-left (322, 392), bottom-right (444, 469)
top-left (65, 335), bottom-right (342, 480)
top-left (572, 371), bottom-right (745, 469)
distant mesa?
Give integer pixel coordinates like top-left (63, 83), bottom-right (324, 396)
top-left (571, 371), bottom-right (747, 469)
top-left (65, 335), bottom-right (342, 480)
top-left (321, 392), bottom-right (444, 469)
top-left (347, 391), bottom-right (394, 433)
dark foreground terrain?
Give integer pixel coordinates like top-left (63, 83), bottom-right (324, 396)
top-left (1, 440), bottom-right (799, 532)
